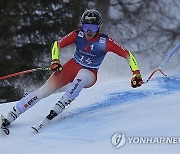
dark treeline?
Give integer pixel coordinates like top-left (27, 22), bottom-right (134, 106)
top-left (0, 0), bottom-right (93, 102)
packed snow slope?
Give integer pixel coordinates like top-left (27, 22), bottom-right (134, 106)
top-left (0, 74), bottom-right (180, 154)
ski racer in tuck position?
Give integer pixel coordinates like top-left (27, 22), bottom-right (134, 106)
top-left (1, 10), bottom-right (143, 133)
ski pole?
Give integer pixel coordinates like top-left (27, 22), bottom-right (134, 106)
top-left (144, 43), bottom-right (180, 83)
top-left (0, 67), bottom-right (50, 81)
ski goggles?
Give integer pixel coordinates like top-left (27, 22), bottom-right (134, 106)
top-left (82, 24), bottom-right (99, 32)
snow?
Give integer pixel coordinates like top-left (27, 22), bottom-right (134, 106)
top-left (1, 74), bottom-right (180, 154)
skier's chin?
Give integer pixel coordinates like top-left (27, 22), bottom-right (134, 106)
top-left (85, 32), bottom-right (96, 40)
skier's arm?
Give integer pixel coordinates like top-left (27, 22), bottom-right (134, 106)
top-left (52, 30), bottom-right (77, 60)
top-left (51, 30), bottom-right (77, 74)
top-left (105, 37), bottom-right (139, 71)
top-left (106, 37), bottom-right (143, 88)
top-left (50, 41), bottom-right (63, 74)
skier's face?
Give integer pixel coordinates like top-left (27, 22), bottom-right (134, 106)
top-left (82, 24), bottom-right (98, 40)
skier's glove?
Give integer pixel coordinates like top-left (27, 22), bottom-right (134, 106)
top-left (50, 59), bottom-right (63, 75)
top-left (131, 70), bottom-right (143, 88)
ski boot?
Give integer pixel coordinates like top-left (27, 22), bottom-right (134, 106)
top-left (1, 115), bottom-right (10, 135)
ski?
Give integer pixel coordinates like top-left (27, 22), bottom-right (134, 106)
top-left (1, 115), bottom-right (10, 135)
top-left (31, 112), bottom-right (72, 133)
top-left (32, 118), bottom-right (50, 133)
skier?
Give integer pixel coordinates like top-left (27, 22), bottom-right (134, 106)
top-left (1, 10), bottom-right (143, 133)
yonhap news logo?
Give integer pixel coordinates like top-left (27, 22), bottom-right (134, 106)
top-left (111, 132), bottom-right (180, 149)
top-left (111, 132), bottom-right (126, 148)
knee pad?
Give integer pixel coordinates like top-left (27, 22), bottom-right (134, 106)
top-left (76, 69), bottom-right (96, 88)
top-left (65, 69), bottom-right (96, 100)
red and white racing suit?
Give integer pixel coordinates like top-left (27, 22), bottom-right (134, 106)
top-left (16, 30), bottom-right (139, 113)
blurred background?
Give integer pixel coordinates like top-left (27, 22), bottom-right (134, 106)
top-left (0, 0), bottom-right (179, 103)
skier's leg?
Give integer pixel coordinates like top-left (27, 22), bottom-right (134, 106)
top-left (46, 68), bottom-right (97, 120)
top-left (3, 59), bottom-right (81, 126)
top-left (4, 86), bottom-right (52, 126)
